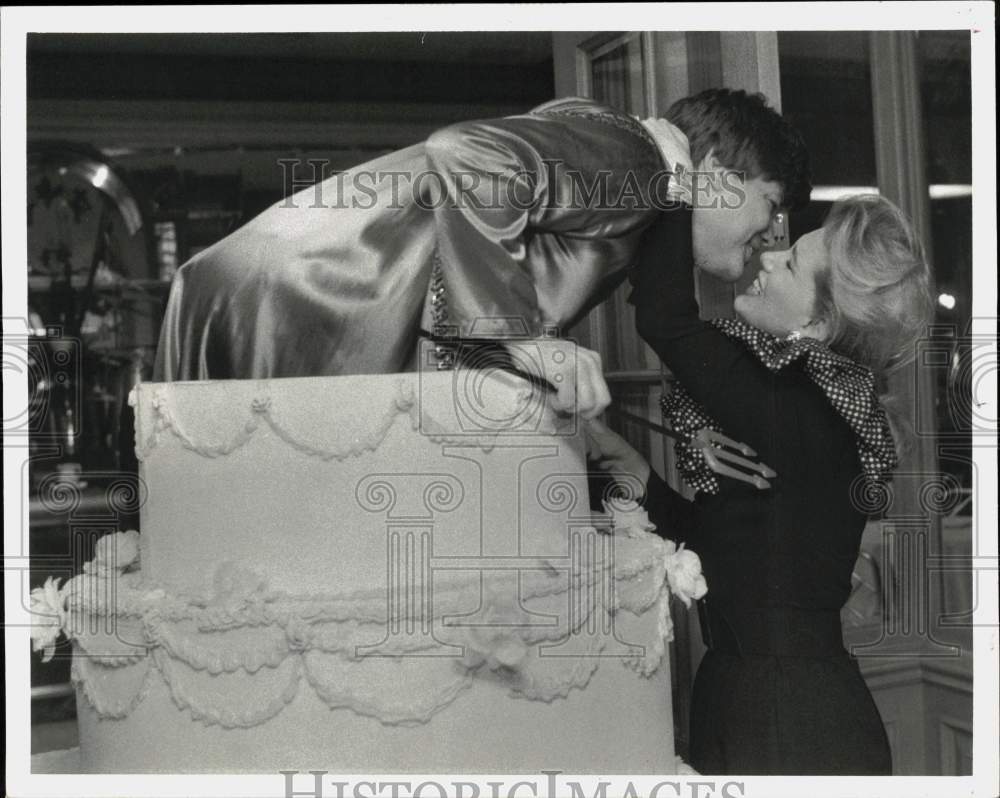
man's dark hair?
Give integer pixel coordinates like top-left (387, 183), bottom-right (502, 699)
top-left (666, 88), bottom-right (812, 211)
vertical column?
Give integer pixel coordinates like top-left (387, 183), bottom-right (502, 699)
top-left (869, 29), bottom-right (945, 628)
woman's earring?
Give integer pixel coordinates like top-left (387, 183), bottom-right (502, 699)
top-left (786, 330), bottom-right (802, 342)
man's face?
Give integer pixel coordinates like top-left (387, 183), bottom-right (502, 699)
top-left (690, 156), bottom-right (783, 282)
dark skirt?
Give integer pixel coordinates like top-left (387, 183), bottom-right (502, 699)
top-left (689, 649), bottom-right (892, 775)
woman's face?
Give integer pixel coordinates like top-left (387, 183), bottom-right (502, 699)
top-left (733, 228), bottom-right (829, 338)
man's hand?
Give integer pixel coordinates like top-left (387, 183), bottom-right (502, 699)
top-left (503, 339), bottom-right (611, 420)
top-left (584, 418), bottom-right (651, 486)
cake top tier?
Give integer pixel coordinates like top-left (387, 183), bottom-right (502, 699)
top-left (132, 370), bottom-right (579, 462)
top-left (131, 370), bottom-right (591, 597)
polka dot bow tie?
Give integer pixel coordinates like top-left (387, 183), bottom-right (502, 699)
top-left (661, 318), bottom-right (899, 496)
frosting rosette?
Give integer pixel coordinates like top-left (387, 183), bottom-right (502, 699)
top-left (32, 531), bottom-right (141, 663)
top-left (207, 561), bottom-right (271, 605)
top-left (461, 627), bottom-right (530, 673)
top-left (30, 576), bottom-right (68, 662)
top-left (84, 529), bottom-right (141, 575)
top-left (458, 604), bottom-right (531, 673)
top-left (662, 541), bottom-right (708, 608)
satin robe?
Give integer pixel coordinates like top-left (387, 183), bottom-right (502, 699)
top-left (153, 98), bottom-right (667, 381)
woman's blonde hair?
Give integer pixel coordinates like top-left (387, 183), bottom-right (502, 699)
top-left (814, 195), bottom-right (935, 456)
top-left (816, 194), bottom-right (934, 375)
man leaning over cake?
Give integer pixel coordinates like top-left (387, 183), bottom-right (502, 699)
top-left (153, 89), bottom-right (810, 427)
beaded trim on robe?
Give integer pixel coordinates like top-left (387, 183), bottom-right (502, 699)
top-left (530, 105), bottom-right (661, 158)
top-left (428, 250), bottom-right (456, 370)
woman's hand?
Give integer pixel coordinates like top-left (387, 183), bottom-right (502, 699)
top-left (584, 418), bottom-right (651, 487)
top-left (693, 428), bottom-right (776, 490)
top-left (587, 415), bottom-right (775, 492)
top-left (503, 339), bottom-right (611, 420)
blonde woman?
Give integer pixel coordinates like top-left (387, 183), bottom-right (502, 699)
top-left (589, 193), bottom-right (933, 775)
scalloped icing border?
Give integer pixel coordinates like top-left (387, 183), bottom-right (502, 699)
top-left (133, 378), bottom-right (547, 462)
top-left (67, 539), bottom-right (673, 729)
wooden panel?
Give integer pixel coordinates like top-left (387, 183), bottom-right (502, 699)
top-left (720, 32), bottom-right (783, 107)
top-left (851, 641), bottom-right (973, 775)
top-left (685, 33), bottom-right (723, 93)
top-left (938, 716), bottom-right (974, 775)
top-left (552, 33), bottom-right (589, 99)
top-left (643, 32), bottom-right (690, 116)
top-left (881, 719), bottom-right (902, 772)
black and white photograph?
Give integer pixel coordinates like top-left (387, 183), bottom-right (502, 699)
top-left (3, 4), bottom-right (996, 798)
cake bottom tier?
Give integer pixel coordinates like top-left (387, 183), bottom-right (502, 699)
top-left (77, 612), bottom-right (676, 775)
top-left (77, 651), bottom-right (673, 774)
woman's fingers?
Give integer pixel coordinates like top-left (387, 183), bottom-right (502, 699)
top-left (699, 428), bottom-right (757, 458)
top-left (705, 446), bottom-right (776, 480)
top-left (701, 447), bottom-right (771, 490)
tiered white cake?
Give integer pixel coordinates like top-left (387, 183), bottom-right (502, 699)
top-left (54, 370), bottom-right (685, 773)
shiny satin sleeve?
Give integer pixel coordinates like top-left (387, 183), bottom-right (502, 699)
top-left (425, 111), bottom-right (664, 337)
top-left (153, 105), bottom-right (666, 383)
top-left (153, 144), bottom-right (439, 381)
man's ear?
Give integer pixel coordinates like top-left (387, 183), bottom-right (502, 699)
top-left (692, 150), bottom-right (725, 202)
top-left (694, 149), bottom-right (721, 173)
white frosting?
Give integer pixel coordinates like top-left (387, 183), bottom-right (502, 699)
top-left (65, 371), bottom-right (687, 773)
top-left (65, 526), bottom-right (676, 728)
top-left (133, 373), bottom-right (576, 463)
